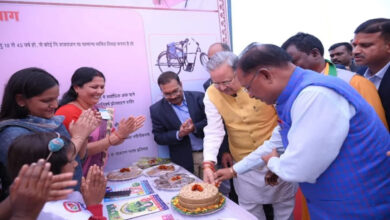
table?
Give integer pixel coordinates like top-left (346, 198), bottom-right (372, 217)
top-left (103, 165), bottom-right (257, 220)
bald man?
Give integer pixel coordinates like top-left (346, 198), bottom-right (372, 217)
top-left (203, 43), bottom-right (231, 90)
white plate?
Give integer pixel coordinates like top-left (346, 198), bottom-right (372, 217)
top-left (153, 173), bottom-right (195, 191)
top-left (134, 157), bottom-right (171, 169)
top-left (106, 166), bottom-right (143, 181)
top-left (143, 163), bottom-right (180, 177)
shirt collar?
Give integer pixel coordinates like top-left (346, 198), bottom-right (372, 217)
top-left (364, 61), bottom-right (390, 80)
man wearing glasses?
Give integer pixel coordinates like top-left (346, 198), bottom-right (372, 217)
top-left (202, 51), bottom-right (296, 220)
top-left (150, 71), bottom-right (207, 178)
top-left (203, 42), bottom-right (231, 90)
top-left (216, 44), bottom-right (390, 219)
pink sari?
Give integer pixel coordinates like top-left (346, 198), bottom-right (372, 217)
top-left (82, 118), bottom-right (109, 176)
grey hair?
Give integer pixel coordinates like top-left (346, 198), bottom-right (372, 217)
top-left (206, 51), bottom-right (238, 72)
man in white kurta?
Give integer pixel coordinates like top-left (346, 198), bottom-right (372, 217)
top-left (202, 51), bottom-right (297, 220)
top-left (227, 43), bottom-right (390, 219)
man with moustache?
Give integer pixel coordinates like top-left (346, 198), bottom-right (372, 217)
top-left (203, 42), bottom-right (231, 90)
top-left (352, 18), bottom-right (390, 126)
top-left (202, 42), bottom-right (239, 203)
top-left (150, 71), bottom-right (207, 178)
top-left (203, 51), bottom-right (296, 220)
top-left (215, 43), bottom-right (390, 219)
top-left (328, 42), bottom-right (365, 74)
top-left (282, 32), bottom-right (388, 129)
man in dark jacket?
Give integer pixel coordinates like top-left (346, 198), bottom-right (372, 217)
top-left (150, 71), bottom-right (207, 177)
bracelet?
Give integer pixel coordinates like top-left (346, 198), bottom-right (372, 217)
top-left (202, 161), bottom-right (215, 166)
top-left (107, 135), bottom-right (114, 146)
top-left (203, 165), bottom-right (216, 172)
top-left (202, 161), bottom-right (216, 172)
top-left (113, 132), bottom-right (126, 140)
top-left (230, 167), bottom-right (237, 178)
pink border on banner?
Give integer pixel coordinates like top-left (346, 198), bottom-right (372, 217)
top-left (0, 1), bottom-right (218, 12)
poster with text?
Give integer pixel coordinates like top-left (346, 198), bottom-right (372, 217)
top-left (0, 0), bottom-right (230, 171)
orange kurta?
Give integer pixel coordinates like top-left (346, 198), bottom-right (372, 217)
top-left (349, 75), bottom-right (389, 130)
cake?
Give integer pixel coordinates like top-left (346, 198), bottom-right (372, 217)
top-left (177, 182), bottom-right (220, 210)
top-left (172, 182), bottom-right (226, 215)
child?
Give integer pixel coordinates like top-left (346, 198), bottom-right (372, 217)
top-left (7, 132), bottom-right (107, 220)
top-left (0, 159), bottom-right (76, 220)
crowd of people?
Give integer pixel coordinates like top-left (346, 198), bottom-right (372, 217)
top-left (152, 17), bottom-right (390, 220)
top-left (0, 67), bottom-right (145, 219)
top-left (0, 17), bottom-right (389, 219)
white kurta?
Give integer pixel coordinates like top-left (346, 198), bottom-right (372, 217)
top-left (38, 191), bottom-right (93, 220)
top-left (233, 86), bottom-right (356, 183)
top-left (203, 91), bottom-right (297, 220)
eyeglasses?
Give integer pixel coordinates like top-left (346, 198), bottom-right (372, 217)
top-left (213, 78), bottom-right (235, 87)
top-left (163, 88), bottom-right (181, 98)
top-left (243, 71), bottom-right (259, 92)
top-left (212, 72), bottom-right (236, 87)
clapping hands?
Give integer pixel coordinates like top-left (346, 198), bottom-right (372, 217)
top-left (178, 118), bottom-right (195, 138)
top-left (9, 159), bottom-right (51, 219)
top-left (81, 165), bottom-right (107, 206)
top-left (70, 109), bottom-right (101, 138)
top-left (48, 172), bottom-right (77, 201)
top-left (116, 115), bottom-right (146, 139)
top-left (7, 159), bottom-right (76, 220)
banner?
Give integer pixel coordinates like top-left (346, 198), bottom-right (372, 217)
top-left (0, 0), bottom-right (230, 171)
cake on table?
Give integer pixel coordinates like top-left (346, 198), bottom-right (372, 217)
top-left (172, 182), bottom-right (225, 215)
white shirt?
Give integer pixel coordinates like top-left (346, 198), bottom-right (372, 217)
top-left (233, 86), bottom-right (356, 184)
top-left (38, 191), bottom-right (93, 220)
top-left (203, 92), bottom-right (227, 163)
top-left (363, 61), bottom-right (390, 89)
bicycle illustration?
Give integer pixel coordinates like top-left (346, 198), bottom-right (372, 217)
top-left (156, 38), bottom-right (208, 74)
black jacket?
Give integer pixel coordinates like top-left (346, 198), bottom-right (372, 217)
top-left (149, 91), bottom-right (207, 173)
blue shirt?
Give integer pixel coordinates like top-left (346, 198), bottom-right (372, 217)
top-left (170, 97), bottom-right (204, 151)
top-left (363, 61), bottom-right (390, 89)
